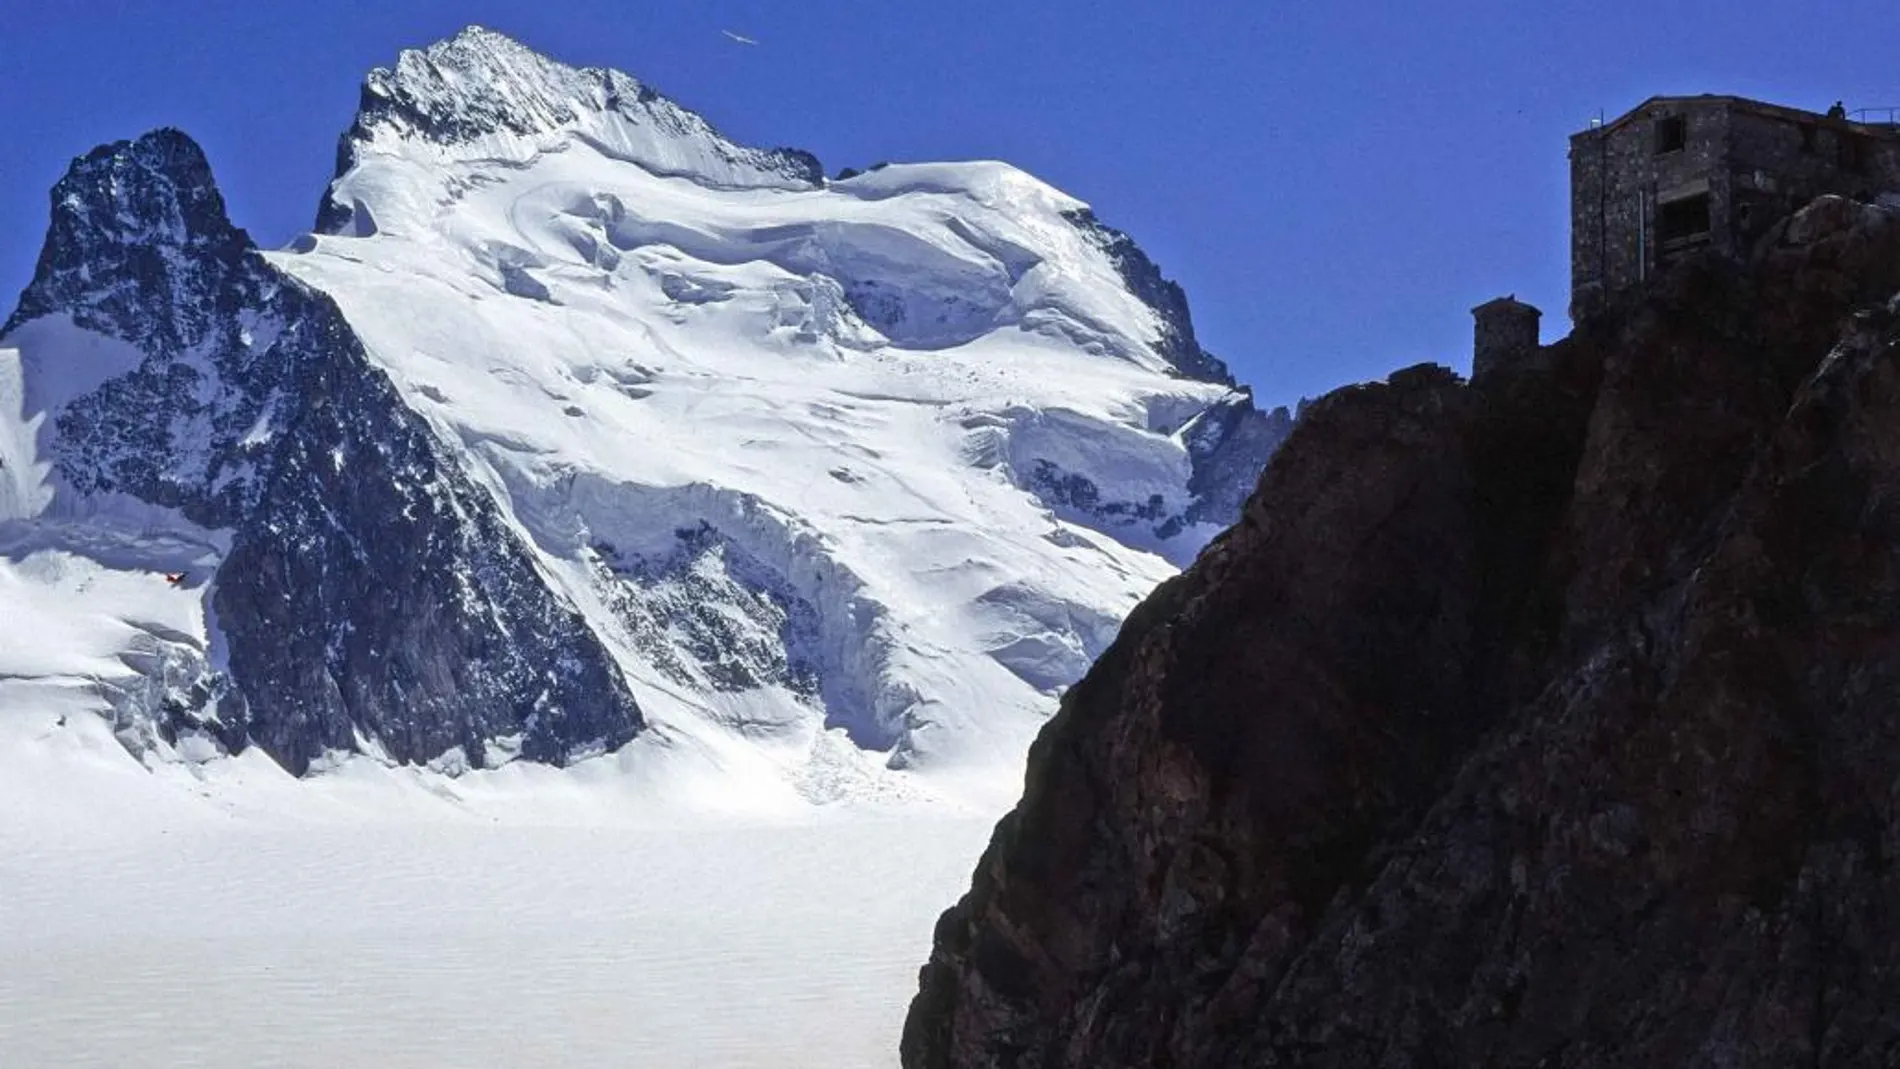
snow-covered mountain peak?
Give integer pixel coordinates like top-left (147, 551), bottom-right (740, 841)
top-left (4, 29), bottom-right (1294, 804)
top-left (317, 25), bottom-right (821, 235)
top-left (273, 18), bottom-right (1299, 790)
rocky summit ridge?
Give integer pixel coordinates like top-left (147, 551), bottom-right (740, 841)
top-left (317, 24), bottom-right (824, 232)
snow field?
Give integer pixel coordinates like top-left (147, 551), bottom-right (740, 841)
top-left (0, 723), bottom-right (993, 1068)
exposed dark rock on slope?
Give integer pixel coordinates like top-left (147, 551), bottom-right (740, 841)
top-left (1062, 205), bottom-right (1296, 526)
top-left (904, 194), bottom-right (1900, 1067)
top-left (4, 130), bottom-right (644, 773)
top-left (1063, 207), bottom-right (1233, 387)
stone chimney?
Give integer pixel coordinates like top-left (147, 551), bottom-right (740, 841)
top-left (1471, 296), bottom-right (1542, 382)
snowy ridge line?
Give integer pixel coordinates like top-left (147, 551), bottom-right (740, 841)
top-left (317, 24), bottom-right (823, 237)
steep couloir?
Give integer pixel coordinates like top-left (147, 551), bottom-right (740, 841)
top-left (904, 194), bottom-right (1900, 1067)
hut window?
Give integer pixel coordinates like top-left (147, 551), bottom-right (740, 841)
top-left (1655, 116), bottom-right (1688, 154)
top-left (1658, 193), bottom-right (1712, 243)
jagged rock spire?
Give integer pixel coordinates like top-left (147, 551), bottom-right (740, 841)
top-left (4, 125), bottom-right (648, 775)
top-left (6, 129), bottom-right (248, 342)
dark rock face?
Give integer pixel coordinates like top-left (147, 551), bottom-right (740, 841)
top-left (1063, 207), bottom-right (1231, 386)
top-left (1180, 397), bottom-right (1296, 532)
top-left (591, 522), bottom-right (824, 701)
top-left (904, 195), bottom-right (1900, 1067)
top-left (1060, 207), bottom-right (1297, 535)
top-left (6, 130), bottom-right (644, 773)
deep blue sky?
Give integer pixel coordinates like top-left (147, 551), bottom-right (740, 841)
top-left (5, 1), bottom-right (1900, 405)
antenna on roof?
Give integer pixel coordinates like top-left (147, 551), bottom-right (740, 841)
top-left (1590, 108), bottom-right (1604, 128)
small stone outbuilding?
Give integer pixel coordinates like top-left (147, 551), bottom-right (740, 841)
top-left (1471, 296), bottom-right (1541, 382)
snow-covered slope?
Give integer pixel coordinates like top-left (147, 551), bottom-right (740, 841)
top-left (1, 27), bottom-right (1289, 806)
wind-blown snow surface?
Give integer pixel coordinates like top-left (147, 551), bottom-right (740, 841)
top-left (0, 710), bottom-right (992, 1068)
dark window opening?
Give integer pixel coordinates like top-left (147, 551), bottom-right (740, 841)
top-left (1800, 123), bottom-right (1818, 153)
top-left (1840, 134), bottom-right (1869, 172)
top-left (1658, 193), bottom-right (1712, 244)
top-left (1654, 115), bottom-right (1688, 154)
top-left (1737, 203), bottom-right (1753, 229)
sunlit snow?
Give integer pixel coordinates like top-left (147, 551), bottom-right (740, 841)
top-left (0, 710), bottom-right (991, 1068)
